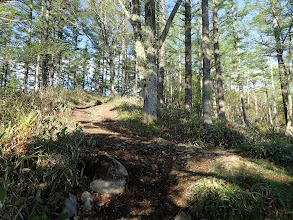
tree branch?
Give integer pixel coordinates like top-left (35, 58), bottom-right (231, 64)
top-left (118, 0), bottom-right (134, 27)
top-left (159, 0), bottom-right (183, 49)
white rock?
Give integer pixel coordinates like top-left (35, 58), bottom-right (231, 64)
top-left (90, 179), bottom-right (126, 195)
top-left (81, 191), bottom-right (94, 213)
top-left (174, 211), bottom-right (193, 220)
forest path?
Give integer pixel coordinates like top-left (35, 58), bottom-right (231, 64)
top-left (70, 101), bottom-right (222, 220)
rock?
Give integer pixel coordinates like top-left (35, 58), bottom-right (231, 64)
top-left (105, 154), bottom-right (128, 177)
top-left (86, 154), bottom-right (128, 195)
top-left (81, 191), bottom-right (94, 213)
top-left (62, 193), bottom-right (77, 219)
top-left (154, 137), bottom-right (175, 146)
top-left (85, 154), bottom-right (128, 180)
top-left (177, 145), bottom-right (187, 150)
top-left (90, 179), bottom-right (126, 195)
top-left (174, 211), bottom-right (193, 220)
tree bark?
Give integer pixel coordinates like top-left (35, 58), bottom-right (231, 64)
top-left (213, 78), bottom-right (218, 118)
top-left (232, 2), bottom-right (246, 127)
top-left (185, 0), bottom-right (192, 113)
top-left (109, 56), bottom-right (115, 96)
top-left (253, 83), bottom-right (258, 118)
top-left (178, 31), bottom-right (182, 93)
top-left (41, 0), bottom-right (51, 88)
top-left (270, 55), bottom-right (279, 131)
top-left (272, 7), bottom-right (292, 134)
top-left (202, 0), bottom-right (213, 131)
top-left (35, 52), bottom-right (41, 91)
top-left (4, 62), bottom-right (8, 88)
top-left (121, 16), bottom-right (127, 96)
top-left (96, 58), bottom-right (101, 93)
top-left (134, 54), bottom-right (138, 98)
top-left (23, 0), bottom-right (33, 91)
top-left (132, 0), bottom-right (147, 96)
top-left (157, 0), bottom-right (166, 106)
top-left (265, 82), bottom-right (273, 127)
top-left (55, 25), bottom-right (63, 87)
top-left (144, 0), bottom-right (157, 123)
top-left (213, 0), bottom-right (226, 120)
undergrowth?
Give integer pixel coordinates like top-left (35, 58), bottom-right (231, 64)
top-left (111, 97), bottom-right (160, 137)
top-left (112, 99), bottom-right (293, 219)
top-left (0, 88), bottom-right (100, 219)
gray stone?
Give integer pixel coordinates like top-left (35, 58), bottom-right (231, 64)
top-left (174, 211), bottom-right (193, 220)
top-left (81, 191), bottom-right (94, 213)
top-left (177, 145), bottom-right (187, 150)
top-left (62, 193), bottom-right (77, 219)
top-left (90, 179), bottom-right (126, 195)
top-left (105, 154), bottom-right (128, 177)
top-left (154, 137), bottom-right (175, 146)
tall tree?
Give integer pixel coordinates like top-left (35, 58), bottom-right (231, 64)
top-left (232, 1), bottom-right (246, 127)
top-left (144, 0), bottom-right (157, 123)
top-left (271, 0), bottom-right (293, 134)
top-left (121, 14), bottom-right (127, 96)
top-left (157, 0), bottom-right (166, 105)
top-left (213, 0), bottom-right (226, 120)
top-left (41, 0), bottom-right (51, 88)
top-left (119, 0), bottom-right (183, 123)
top-left (202, 0), bottom-right (213, 131)
top-left (185, 0), bottom-right (192, 113)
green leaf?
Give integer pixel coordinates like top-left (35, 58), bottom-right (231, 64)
top-left (0, 187), bottom-right (6, 204)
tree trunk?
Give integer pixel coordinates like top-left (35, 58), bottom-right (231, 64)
top-left (178, 31), bottom-right (182, 93)
top-left (239, 84), bottom-right (247, 127)
top-left (4, 62), bottom-right (8, 88)
top-left (101, 58), bottom-right (105, 95)
top-left (73, 28), bottom-right (79, 89)
top-left (232, 2), bottom-right (246, 127)
top-left (270, 55), bottom-right (279, 132)
top-left (34, 52), bottom-right (41, 91)
top-left (121, 16), bottom-right (127, 96)
top-left (41, 0), bottom-right (51, 88)
top-left (247, 78), bottom-right (250, 110)
top-left (49, 53), bottom-right (55, 87)
top-left (272, 9), bottom-right (292, 134)
top-left (202, 0), bottom-right (213, 131)
top-left (197, 15), bottom-right (203, 106)
top-left (184, 0), bottom-right (192, 113)
top-left (157, 0), bottom-right (166, 106)
top-left (144, 0), bottom-right (157, 123)
top-left (109, 56), bottom-right (115, 96)
top-left (253, 83), bottom-right (258, 118)
top-left (1, 66), bottom-right (3, 88)
top-left (23, 0), bottom-right (33, 91)
top-left (265, 82), bottom-right (273, 127)
top-left (96, 58), bottom-right (101, 93)
top-left (132, 0), bottom-right (147, 96)
top-left (213, 0), bottom-right (226, 120)
top-left (134, 54), bottom-right (138, 98)
top-left (55, 27), bottom-right (63, 88)
top-left (213, 78), bottom-right (218, 119)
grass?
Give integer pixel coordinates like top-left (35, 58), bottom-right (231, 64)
top-left (111, 100), bottom-right (293, 219)
top-left (0, 88), bottom-right (101, 219)
top-left (111, 97), bottom-right (160, 136)
top-left (1, 93), bottom-right (293, 219)
top-left (180, 154), bottom-right (293, 220)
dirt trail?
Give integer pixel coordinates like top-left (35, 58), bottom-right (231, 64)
top-left (70, 102), bottom-right (219, 220)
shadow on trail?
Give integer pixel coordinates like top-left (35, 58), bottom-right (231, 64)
top-left (69, 102), bottom-right (293, 219)
top-left (74, 104), bottom-right (97, 110)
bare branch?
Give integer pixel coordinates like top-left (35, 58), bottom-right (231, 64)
top-left (159, 0), bottom-right (183, 49)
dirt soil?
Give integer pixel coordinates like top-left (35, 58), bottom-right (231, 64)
top-left (70, 102), bottom-right (230, 220)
